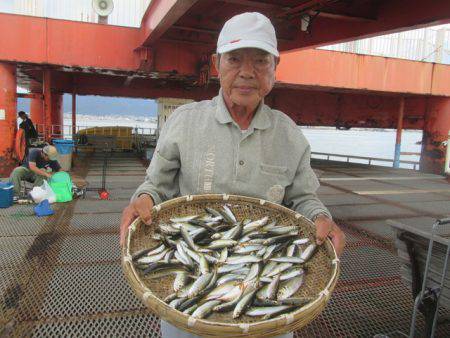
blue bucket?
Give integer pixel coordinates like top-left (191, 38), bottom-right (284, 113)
top-left (0, 182), bottom-right (14, 208)
top-left (53, 139), bottom-right (74, 155)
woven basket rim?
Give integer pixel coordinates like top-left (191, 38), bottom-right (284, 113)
top-left (122, 194), bottom-right (340, 335)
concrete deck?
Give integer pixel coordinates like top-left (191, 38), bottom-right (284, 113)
top-left (1, 153), bottom-right (449, 337)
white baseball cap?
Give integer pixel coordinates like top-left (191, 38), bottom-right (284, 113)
top-left (217, 12), bottom-right (279, 57)
top-left (43, 145), bottom-right (58, 161)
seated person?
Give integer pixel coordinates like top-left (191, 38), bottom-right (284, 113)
top-left (9, 145), bottom-right (61, 196)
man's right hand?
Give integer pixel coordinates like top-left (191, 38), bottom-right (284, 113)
top-left (120, 194), bottom-right (154, 246)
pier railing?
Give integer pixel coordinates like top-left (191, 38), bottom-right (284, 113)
top-left (34, 124), bottom-right (157, 151)
top-left (311, 152), bottom-right (420, 170)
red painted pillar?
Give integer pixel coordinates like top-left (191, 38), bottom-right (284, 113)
top-left (0, 63), bottom-right (17, 176)
top-left (43, 69), bottom-right (52, 142)
top-left (30, 96), bottom-right (44, 136)
top-left (72, 92), bottom-right (76, 139)
top-left (51, 93), bottom-right (63, 138)
top-left (420, 97), bottom-right (450, 174)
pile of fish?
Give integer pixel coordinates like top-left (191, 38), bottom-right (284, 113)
top-left (132, 205), bottom-right (318, 321)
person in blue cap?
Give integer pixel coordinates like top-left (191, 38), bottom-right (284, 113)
top-left (9, 145), bottom-right (61, 197)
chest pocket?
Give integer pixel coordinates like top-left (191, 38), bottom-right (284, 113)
top-left (260, 163), bottom-right (288, 176)
top-left (259, 163), bottom-right (290, 204)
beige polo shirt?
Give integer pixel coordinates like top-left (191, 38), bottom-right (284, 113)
top-left (132, 90), bottom-right (331, 221)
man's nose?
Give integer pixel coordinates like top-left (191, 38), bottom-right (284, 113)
top-left (238, 58), bottom-right (255, 78)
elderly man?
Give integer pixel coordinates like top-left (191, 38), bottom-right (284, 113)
top-left (10, 145), bottom-right (61, 196)
top-left (120, 12), bottom-right (345, 338)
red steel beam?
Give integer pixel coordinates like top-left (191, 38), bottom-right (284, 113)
top-left (277, 49), bottom-right (450, 97)
top-left (43, 69), bottom-right (52, 142)
top-left (0, 13), bottom-right (141, 71)
top-left (280, 0), bottom-right (450, 51)
top-left (269, 88), bottom-right (428, 130)
top-left (140, 0), bottom-right (199, 46)
top-left (17, 93), bottom-right (43, 99)
top-left (0, 63), bottom-right (17, 176)
top-left (219, 0), bottom-right (282, 10)
top-left (279, 0), bottom-right (332, 17)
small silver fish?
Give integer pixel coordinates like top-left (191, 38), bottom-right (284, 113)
top-left (234, 244), bottom-right (264, 254)
top-left (221, 222), bottom-right (243, 240)
top-left (277, 275), bottom-right (304, 300)
top-left (136, 248), bottom-right (169, 264)
top-left (199, 254), bottom-right (209, 274)
top-left (173, 272), bottom-right (189, 292)
top-left (286, 244), bottom-right (296, 257)
top-left (269, 257), bottom-right (305, 264)
top-left (205, 281), bottom-right (241, 301)
top-left (222, 205), bottom-right (237, 223)
top-left (207, 239), bottom-right (238, 249)
top-left (300, 243), bottom-right (317, 262)
top-left (213, 292), bottom-right (243, 312)
top-left (187, 272), bottom-right (213, 298)
top-left (262, 244), bottom-right (278, 260)
top-left (242, 216), bottom-right (270, 235)
top-left (280, 268), bottom-right (305, 281)
top-left (217, 273), bottom-right (246, 286)
top-left (181, 227), bottom-right (198, 251)
top-left (243, 262), bottom-right (262, 282)
top-left (183, 304), bottom-right (198, 315)
top-left (217, 263), bottom-right (246, 274)
top-left (266, 275), bottom-right (281, 300)
top-left (265, 263), bottom-right (293, 277)
top-left (170, 215), bottom-right (199, 223)
top-left (267, 226), bottom-right (299, 235)
top-left (159, 224), bottom-right (180, 235)
top-left (293, 238), bottom-right (309, 245)
top-left (169, 297), bottom-right (187, 309)
top-left (233, 287), bottom-right (258, 319)
top-left (191, 300), bottom-right (221, 318)
top-left (219, 247), bottom-right (228, 263)
top-left (246, 305), bottom-right (292, 317)
top-left (226, 255), bottom-right (261, 265)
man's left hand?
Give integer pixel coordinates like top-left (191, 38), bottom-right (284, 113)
top-left (314, 215), bottom-right (345, 257)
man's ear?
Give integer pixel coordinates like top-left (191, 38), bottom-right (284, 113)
top-left (274, 56), bottom-right (280, 70)
top-left (212, 54), bottom-right (220, 74)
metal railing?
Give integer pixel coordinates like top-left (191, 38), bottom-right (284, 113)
top-left (311, 151), bottom-right (420, 170)
top-left (35, 124), bottom-right (157, 151)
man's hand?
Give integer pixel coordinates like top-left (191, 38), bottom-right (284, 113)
top-left (120, 194), bottom-right (154, 246)
top-left (314, 215), bottom-right (345, 257)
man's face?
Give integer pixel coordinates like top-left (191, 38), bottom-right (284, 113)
top-left (216, 48), bottom-right (277, 109)
top-left (42, 153), bottom-right (49, 161)
top-left (19, 114), bottom-right (26, 121)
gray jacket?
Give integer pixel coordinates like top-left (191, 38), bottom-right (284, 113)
top-left (132, 91), bottom-right (331, 221)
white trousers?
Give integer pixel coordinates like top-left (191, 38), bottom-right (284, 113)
top-left (161, 320), bottom-right (294, 338)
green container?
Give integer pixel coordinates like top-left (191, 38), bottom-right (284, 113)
top-left (49, 172), bottom-right (73, 202)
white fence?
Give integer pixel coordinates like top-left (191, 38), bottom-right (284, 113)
top-left (320, 24), bottom-right (450, 65)
top-left (1, 0), bottom-right (151, 27)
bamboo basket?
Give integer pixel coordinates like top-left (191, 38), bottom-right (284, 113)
top-left (122, 194), bottom-right (340, 338)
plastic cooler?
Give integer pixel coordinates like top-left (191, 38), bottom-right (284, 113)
top-left (53, 139), bottom-right (74, 171)
top-left (0, 182), bottom-right (14, 208)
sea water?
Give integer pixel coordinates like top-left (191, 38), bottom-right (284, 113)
top-left (64, 115), bottom-right (422, 169)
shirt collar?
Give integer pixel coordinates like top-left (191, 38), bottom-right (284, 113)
top-left (214, 88), bottom-right (271, 130)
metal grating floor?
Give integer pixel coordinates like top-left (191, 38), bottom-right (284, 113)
top-left (1, 153), bottom-right (449, 337)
